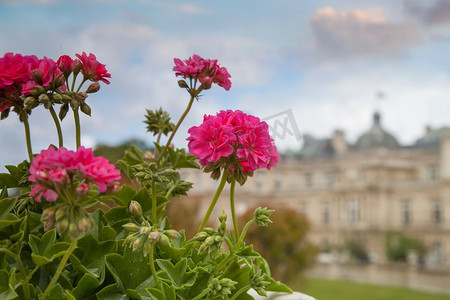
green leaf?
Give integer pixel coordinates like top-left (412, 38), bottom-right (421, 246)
top-left (105, 247), bottom-right (152, 292)
top-left (29, 230), bottom-right (70, 266)
top-left (146, 281), bottom-right (175, 300)
top-left (72, 273), bottom-right (100, 299)
top-left (95, 283), bottom-right (128, 300)
top-left (0, 174), bottom-right (17, 189)
top-left (46, 284), bottom-right (66, 300)
top-left (112, 185), bottom-right (137, 206)
top-left (0, 214), bottom-right (20, 231)
top-left (156, 258), bottom-right (197, 289)
top-left (0, 198), bottom-right (16, 219)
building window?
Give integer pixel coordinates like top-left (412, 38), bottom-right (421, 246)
top-left (402, 201), bottom-right (411, 225)
top-left (428, 165), bottom-right (438, 182)
top-left (433, 201), bottom-right (442, 225)
top-left (326, 173), bottom-right (335, 187)
top-left (348, 200), bottom-right (359, 224)
top-left (322, 202), bottom-right (330, 224)
top-left (431, 242), bottom-right (443, 264)
top-left (305, 173), bottom-right (313, 188)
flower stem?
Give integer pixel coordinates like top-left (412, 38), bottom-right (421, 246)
top-left (237, 219), bottom-right (254, 249)
top-left (73, 108), bottom-right (81, 149)
top-left (229, 178), bottom-right (239, 239)
top-left (49, 105), bottom-right (63, 147)
top-left (156, 94), bottom-right (195, 164)
top-left (42, 239), bottom-right (77, 299)
top-left (197, 171), bottom-right (228, 233)
top-left (151, 181), bottom-right (157, 224)
top-left (148, 244), bottom-right (162, 290)
top-left (229, 285), bottom-right (251, 300)
top-left (191, 287), bottom-right (210, 300)
top-left (21, 111), bottom-right (33, 162)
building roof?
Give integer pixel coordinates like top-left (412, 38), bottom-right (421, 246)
top-left (410, 127), bottom-right (450, 149)
top-left (298, 135), bottom-right (336, 160)
top-left (354, 112), bottom-right (401, 150)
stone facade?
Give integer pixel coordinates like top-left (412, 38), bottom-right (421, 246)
top-left (185, 112), bottom-right (450, 270)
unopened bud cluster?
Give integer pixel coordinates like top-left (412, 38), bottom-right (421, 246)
top-left (208, 278), bottom-right (237, 298)
top-left (253, 207), bottom-right (274, 227)
top-left (144, 108), bottom-right (175, 137)
top-left (195, 211), bottom-right (227, 253)
top-left (41, 204), bottom-right (93, 238)
top-left (123, 203), bottom-right (180, 257)
top-left (250, 269), bottom-right (271, 297)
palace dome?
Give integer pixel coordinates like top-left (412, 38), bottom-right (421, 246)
top-left (354, 112), bottom-right (401, 150)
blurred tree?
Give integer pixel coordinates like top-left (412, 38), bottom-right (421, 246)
top-left (343, 234), bottom-right (369, 263)
top-left (94, 138), bottom-right (152, 164)
top-left (238, 206), bottom-right (317, 282)
top-left (385, 231), bottom-right (427, 263)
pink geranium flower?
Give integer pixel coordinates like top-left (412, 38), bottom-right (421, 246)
top-left (76, 52), bottom-right (111, 84)
top-left (187, 110), bottom-right (279, 175)
top-left (29, 146), bottom-right (121, 202)
top-left (173, 54), bottom-right (231, 91)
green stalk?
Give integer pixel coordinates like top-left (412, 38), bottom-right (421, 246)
top-left (229, 178), bottom-right (239, 239)
top-left (148, 245), bottom-right (162, 290)
top-left (151, 181), bottom-right (157, 224)
top-left (236, 219), bottom-right (255, 248)
top-left (21, 111), bottom-right (33, 162)
top-left (42, 239), bottom-right (77, 299)
top-left (191, 287), bottom-right (210, 300)
top-left (73, 108), bottom-right (81, 149)
top-left (49, 105), bottom-right (63, 147)
top-left (197, 171), bottom-right (228, 233)
top-left (229, 285), bottom-right (251, 300)
top-left (156, 93), bottom-right (196, 164)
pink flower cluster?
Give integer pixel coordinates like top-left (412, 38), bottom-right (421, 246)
top-left (0, 52), bottom-right (110, 114)
top-left (29, 146), bottom-right (121, 202)
top-left (187, 110), bottom-right (280, 173)
top-left (173, 54), bottom-right (231, 91)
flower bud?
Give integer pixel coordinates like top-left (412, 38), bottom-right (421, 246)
top-left (140, 226), bottom-right (151, 235)
top-left (123, 223), bottom-right (139, 232)
top-left (59, 103), bottom-right (69, 121)
top-left (56, 218), bottom-right (69, 235)
top-left (86, 82), bottom-right (100, 93)
top-left (129, 201), bottom-right (143, 216)
top-left (70, 99), bottom-right (79, 110)
top-left (69, 222), bottom-right (79, 238)
top-left (55, 208), bottom-right (65, 221)
top-left (165, 229), bottom-right (179, 238)
top-left (124, 234), bottom-right (136, 246)
top-left (72, 60), bottom-right (82, 75)
top-left (142, 242), bottom-right (151, 256)
top-left (61, 93), bottom-right (72, 102)
top-left (53, 73), bottom-right (66, 89)
top-left (177, 80), bottom-right (188, 88)
top-left (80, 102), bottom-right (91, 116)
top-left (38, 93), bottom-right (50, 104)
top-left (132, 237), bottom-right (144, 251)
top-left (204, 227), bottom-right (215, 235)
top-left (78, 217), bottom-right (93, 234)
top-left (35, 85), bottom-right (46, 95)
top-left (24, 97), bottom-right (36, 107)
top-left (159, 234), bottom-right (171, 247)
top-left (148, 231), bottom-right (161, 244)
top-left (219, 210), bottom-right (227, 223)
top-left (52, 93), bottom-right (63, 104)
top-left (76, 92), bottom-right (87, 101)
top-left (31, 70), bottom-right (43, 85)
top-left (144, 151), bottom-right (154, 160)
top-left (76, 183), bottom-right (90, 196)
top-left (194, 232), bottom-right (207, 241)
top-left (41, 208), bottom-right (55, 222)
top-left (44, 220), bottom-right (54, 231)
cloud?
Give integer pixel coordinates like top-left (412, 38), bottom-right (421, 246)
top-left (310, 7), bottom-right (422, 59)
top-left (404, 0), bottom-right (450, 26)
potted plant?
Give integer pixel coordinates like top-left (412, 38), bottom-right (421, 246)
top-left (0, 52), bottom-right (314, 299)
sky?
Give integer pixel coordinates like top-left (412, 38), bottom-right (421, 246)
top-left (1, 0), bottom-right (450, 169)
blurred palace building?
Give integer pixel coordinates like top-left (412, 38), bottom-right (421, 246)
top-left (187, 112), bottom-right (450, 270)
